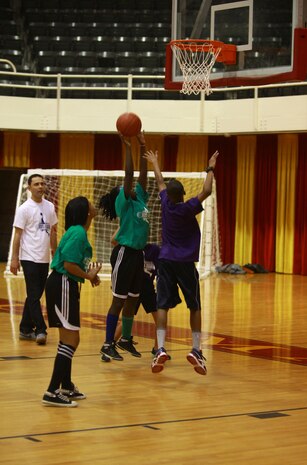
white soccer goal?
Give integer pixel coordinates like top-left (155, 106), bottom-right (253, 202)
top-left (5, 169), bottom-right (221, 279)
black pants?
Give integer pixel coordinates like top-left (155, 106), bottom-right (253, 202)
top-left (19, 260), bottom-right (49, 335)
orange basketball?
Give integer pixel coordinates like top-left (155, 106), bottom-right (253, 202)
top-left (116, 112), bottom-right (142, 137)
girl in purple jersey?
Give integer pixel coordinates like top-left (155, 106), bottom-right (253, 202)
top-left (144, 149), bottom-right (219, 375)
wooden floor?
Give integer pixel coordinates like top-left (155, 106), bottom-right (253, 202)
top-left (1, 262), bottom-right (307, 465)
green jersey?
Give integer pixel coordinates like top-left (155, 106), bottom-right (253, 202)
top-left (115, 182), bottom-right (149, 250)
top-left (51, 224), bottom-right (92, 283)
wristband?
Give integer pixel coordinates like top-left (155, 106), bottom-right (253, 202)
top-left (205, 166), bottom-right (214, 173)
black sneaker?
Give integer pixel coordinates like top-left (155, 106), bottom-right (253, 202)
top-left (19, 331), bottom-right (36, 341)
top-left (60, 383), bottom-right (86, 400)
top-left (187, 349), bottom-right (207, 375)
top-left (151, 347), bottom-right (169, 373)
top-left (116, 337), bottom-right (141, 357)
top-left (151, 347), bottom-right (171, 360)
top-left (42, 389), bottom-right (78, 407)
top-left (100, 341), bottom-right (123, 362)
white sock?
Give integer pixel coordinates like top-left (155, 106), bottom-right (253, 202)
top-left (192, 331), bottom-right (201, 351)
top-left (157, 329), bottom-right (166, 349)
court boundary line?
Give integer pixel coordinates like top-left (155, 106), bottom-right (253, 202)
top-left (1, 406), bottom-right (306, 441)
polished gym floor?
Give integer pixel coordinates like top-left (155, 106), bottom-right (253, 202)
top-left (0, 263), bottom-right (306, 465)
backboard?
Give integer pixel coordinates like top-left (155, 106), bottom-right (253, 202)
top-left (165, 0), bottom-right (307, 90)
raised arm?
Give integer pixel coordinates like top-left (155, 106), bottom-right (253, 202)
top-left (137, 131), bottom-right (147, 192)
top-left (143, 150), bottom-right (166, 192)
top-left (197, 150), bottom-right (219, 203)
top-left (120, 134), bottom-right (134, 198)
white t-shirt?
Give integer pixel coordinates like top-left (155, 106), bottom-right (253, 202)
top-left (13, 198), bottom-right (58, 263)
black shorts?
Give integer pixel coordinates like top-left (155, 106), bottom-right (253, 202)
top-left (111, 245), bottom-right (144, 299)
top-left (157, 259), bottom-right (201, 311)
top-left (45, 270), bottom-right (81, 330)
top-left (135, 274), bottom-right (157, 314)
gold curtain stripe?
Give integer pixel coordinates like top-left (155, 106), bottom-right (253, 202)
top-left (176, 135), bottom-right (208, 172)
top-left (234, 135), bottom-right (256, 265)
top-left (60, 133), bottom-right (94, 169)
top-left (276, 134), bottom-right (298, 273)
top-left (3, 131), bottom-right (30, 167)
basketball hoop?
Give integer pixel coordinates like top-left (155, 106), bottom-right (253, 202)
top-left (170, 39), bottom-right (236, 96)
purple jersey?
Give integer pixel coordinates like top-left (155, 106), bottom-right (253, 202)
top-left (159, 189), bottom-right (203, 262)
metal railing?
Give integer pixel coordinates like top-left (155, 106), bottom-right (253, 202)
top-left (0, 66), bottom-right (306, 100)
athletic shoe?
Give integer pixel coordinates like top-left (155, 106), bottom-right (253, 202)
top-left (115, 336), bottom-right (138, 345)
top-left (60, 383), bottom-right (86, 400)
top-left (19, 331), bottom-right (36, 341)
top-left (116, 337), bottom-right (141, 357)
top-left (151, 347), bottom-right (171, 360)
top-left (151, 347), bottom-right (169, 373)
top-left (42, 389), bottom-right (78, 407)
top-left (187, 349), bottom-right (207, 375)
top-left (36, 333), bottom-right (47, 345)
top-left (100, 342), bottom-right (123, 361)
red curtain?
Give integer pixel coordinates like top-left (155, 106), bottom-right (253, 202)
top-left (209, 135), bottom-right (237, 264)
top-left (30, 133), bottom-right (60, 169)
top-left (94, 134), bottom-right (122, 170)
top-left (293, 133), bottom-right (307, 274)
top-left (252, 134), bottom-right (277, 271)
top-left (164, 135), bottom-right (179, 171)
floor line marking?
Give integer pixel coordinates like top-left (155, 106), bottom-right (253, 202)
top-left (0, 406), bottom-right (306, 441)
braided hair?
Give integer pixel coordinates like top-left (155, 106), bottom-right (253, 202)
top-left (99, 186), bottom-right (120, 220)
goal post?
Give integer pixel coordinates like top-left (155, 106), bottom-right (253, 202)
top-left (5, 169), bottom-right (221, 279)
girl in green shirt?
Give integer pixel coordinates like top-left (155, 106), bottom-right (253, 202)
top-left (42, 196), bottom-right (101, 408)
top-left (99, 132), bottom-right (149, 362)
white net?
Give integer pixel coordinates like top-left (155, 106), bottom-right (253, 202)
top-left (5, 169), bottom-right (221, 279)
top-left (171, 40), bottom-right (221, 96)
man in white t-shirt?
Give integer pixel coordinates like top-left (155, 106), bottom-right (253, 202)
top-left (10, 174), bottom-right (58, 345)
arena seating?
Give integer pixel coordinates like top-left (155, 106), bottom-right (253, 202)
top-left (0, 1), bottom-right (304, 99)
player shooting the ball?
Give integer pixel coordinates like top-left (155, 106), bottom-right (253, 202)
top-left (98, 130), bottom-right (150, 362)
top-left (143, 148), bottom-right (219, 375)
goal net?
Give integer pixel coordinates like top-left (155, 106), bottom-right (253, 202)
top-left (5, 169), bottom-right (221, 279)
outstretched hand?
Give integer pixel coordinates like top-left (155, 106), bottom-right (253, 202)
top-left (143, 149), bottom-right (165, 191)
top-left (208, 150), bottom-right (219, 169)
top-left (143, 149), bottom-right (159, 164)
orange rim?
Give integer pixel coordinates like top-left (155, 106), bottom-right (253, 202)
top-left (170, 39), bottom-right (224, 53)
top-left (170, 39), bottom-right (237, 64)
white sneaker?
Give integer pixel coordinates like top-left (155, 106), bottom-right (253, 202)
top-left (36, 333), bottom-right (47, 345)
top-left (19, 331), bottom-right (36, 341)
top-left (187, 349), bottom-right (207, 375)
top-left (151, 347), bottom-right (169, 373)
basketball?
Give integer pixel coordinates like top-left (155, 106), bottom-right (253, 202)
top-left (116, 112), bottom-right (142, 137)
